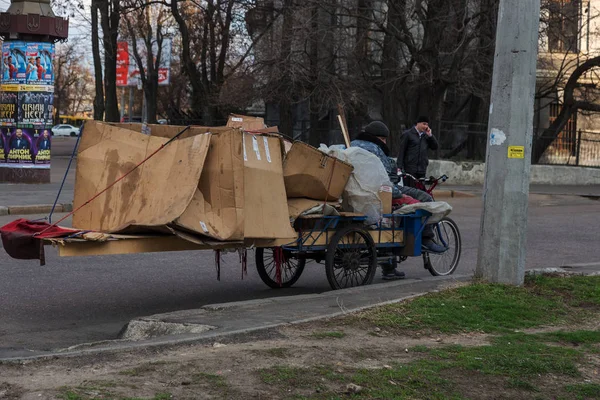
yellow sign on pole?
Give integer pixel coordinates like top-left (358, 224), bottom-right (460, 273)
top-left (508, 146), bottom-right (525, 159)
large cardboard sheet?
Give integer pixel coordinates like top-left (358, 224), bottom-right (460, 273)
top-left (72, 121), bottom-right (212, 233)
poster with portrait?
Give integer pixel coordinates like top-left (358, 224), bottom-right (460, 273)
top-left (24, 43), bottom-right (54, 84)
top-left (1, 42), bottom-right (27, 84)
top-left (0, 128), bottom-right (7, 163)
top-left (0, 90), bottom-right (18, 126)
top-left (6, 128), bottom-right (34, 164)
top-left (34, 128), bottom-right (51, 165)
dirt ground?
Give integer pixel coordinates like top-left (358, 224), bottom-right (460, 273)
top-left (1, 316), bottom-right (598, 400)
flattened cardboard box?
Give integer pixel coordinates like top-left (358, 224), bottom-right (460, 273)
top-left (176, 130), bottom-right (296, 241)
top-left (283, 141), bottom-right (354, 201)
top-left (73, 121), bottom-right (295, 242)
top-left (72, 121), bottom-right (213, 233)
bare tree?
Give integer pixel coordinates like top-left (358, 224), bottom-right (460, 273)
top-left (90, 0), bottom-right (121, 122)
top-left (169, 0), bottom-right (264, 124)
top-left (54, 39), bottom-right (93, 123)
top-left (123, 0), bottom-right (172, 124)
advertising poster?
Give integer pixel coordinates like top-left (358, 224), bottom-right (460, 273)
top-left (0, 128), bottom-right (7, 163)
top-left (0, 90), bottom-right (18, 126)
top-left (25, 42), bottom-right (54, 84)
top-left (1, 42), bottom-right (27, 83)
top-left (116, 41), bottom-right (129, 87)
top-left (6, 127), bottom-right (34, 164)
top-left (117, 39), bottom-right (172, 87)
top-left (18, 90), bottom-right (53, 127)
top-left (0, 42), bottom-right (54, 85)
top-left (34, 128), bottom-right (51, 165)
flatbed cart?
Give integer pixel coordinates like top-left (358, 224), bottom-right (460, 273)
top-left (36, 208), bottom-right (459, 292)
top-left (255, 208), bottom-right (461, 290)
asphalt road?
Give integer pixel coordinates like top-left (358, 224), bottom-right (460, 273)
top-left (0, 193), bottom-right (599, 357)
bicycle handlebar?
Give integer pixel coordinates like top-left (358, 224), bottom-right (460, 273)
top-left (400, 172), bottom-right (448, 185)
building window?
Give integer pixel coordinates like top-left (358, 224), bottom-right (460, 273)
top-left (549, 102), bottom-right (577, 156)
top-left (548, 0), bottom-right (580, 53)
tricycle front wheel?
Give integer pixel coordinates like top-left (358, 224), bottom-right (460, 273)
top-left (325, 226), bottom-right (377, 290)
top-left (256, 248), bottom-right (306, 289)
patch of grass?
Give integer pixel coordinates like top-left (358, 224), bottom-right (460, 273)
top-left (565, 383), bottom-right (600, 399)
top-left (508, 378), bottom-right (540, 392)
top-left (359, 283), bottom-right (567, 334)
top-left (119, 361), bottom-right (170, 377)
top-left (539, 330), bottom-right (600, 345)
top-left (348, 361), bottom-right (463, 400)
top-left (251, 347), bottom-right (290, 358)
top-left (423, 335), bottom-right (582, 377)
top-left (121, 395), bottom-right (172, 400)
top-left (61, 392), bottom-right (83, 400)
top-left (526, 275), bottom-right (600, 308)
top-left (259, 366), bottom-right (316, 387)
top-left (311, 331), bottom-right (346, 339)
top-left (59, 385), bottom-right (114, 399)
top-left (193, 372), bottom-right (228, 388)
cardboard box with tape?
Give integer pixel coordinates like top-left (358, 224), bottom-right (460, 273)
top-left (283, 141), bottom-right (353, 201)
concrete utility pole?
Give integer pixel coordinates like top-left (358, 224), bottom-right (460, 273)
top-left (476, 0), bottom-right (541, 285)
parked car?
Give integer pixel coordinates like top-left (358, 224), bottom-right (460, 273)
top-left (51, 124), bottom-right (79, 137)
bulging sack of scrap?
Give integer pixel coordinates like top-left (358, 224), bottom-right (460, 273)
top-left (319, 145), bottom-right (392, 224)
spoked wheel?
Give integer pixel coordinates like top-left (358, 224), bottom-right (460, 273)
top-left (423, 217), bottom-right (461, 276)
top-left (255, 248), bottom-right (306, 289)
top-left (325, 226), bottom-right (377, 290)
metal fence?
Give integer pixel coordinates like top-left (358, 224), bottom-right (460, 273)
top-left (436, 121), bottom-right (600, 168)
top-left (536, 130), bottom-right (600, 168)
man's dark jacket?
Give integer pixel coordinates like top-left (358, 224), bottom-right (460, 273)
top-left (397, 126), bottom-right (439, 176)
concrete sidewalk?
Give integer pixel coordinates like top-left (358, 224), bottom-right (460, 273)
top-left (3, 262), bottom-right (599, 361)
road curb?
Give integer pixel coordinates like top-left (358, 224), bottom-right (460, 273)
top-left (0, 194), bottom-right (477, 215)
top-left (434, 190), bottom-right (477, 199)
top-left (4, 203), bottom-right (72, 215)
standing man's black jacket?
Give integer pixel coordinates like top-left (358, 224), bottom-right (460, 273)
top-left (397, 126), bottom-right (439, 177)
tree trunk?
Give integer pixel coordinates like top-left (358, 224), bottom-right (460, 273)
top-left (99, 0), bottom-right (120, 122)
top-left (91, 0), bottom-right (104, 121)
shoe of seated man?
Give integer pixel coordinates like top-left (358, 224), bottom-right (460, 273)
top-left (422, 239), bottom-right (447, 253)
top-left (381, 268), bottom-right (406, 280)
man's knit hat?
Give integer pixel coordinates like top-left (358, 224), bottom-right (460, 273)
top-left (363, 121), bottom-right (390, 137)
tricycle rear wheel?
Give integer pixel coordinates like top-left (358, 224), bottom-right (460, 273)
top-left (423, 217), bottom-right (461, 276)
top-left (256, 248), bottom-right (306, 288)
top-left (325, 226), bottom-right (377, 290)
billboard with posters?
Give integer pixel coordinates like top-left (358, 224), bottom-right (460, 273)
top-left (116, 39), bottom-right (172, 87)
top-left (0, 41), bottom-right (54, 173)
top-left (1, 42), bottom-right (54, 85)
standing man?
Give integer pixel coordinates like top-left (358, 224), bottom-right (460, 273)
top-left (397, 116), bottom-right (439, 187)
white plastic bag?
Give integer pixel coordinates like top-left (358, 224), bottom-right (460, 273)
top-left (319, 145), bottom-right (392, 224)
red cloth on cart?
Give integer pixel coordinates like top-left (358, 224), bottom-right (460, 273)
top-left (393, 195), bottom-right (421, 207)
top-left (1, 219), bottom-right (81, 264)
